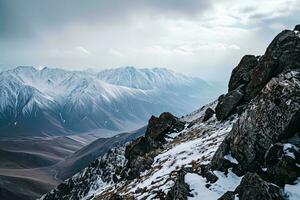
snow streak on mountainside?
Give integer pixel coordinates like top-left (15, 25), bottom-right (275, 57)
top-left (0, 66), bottom-right (220, 137)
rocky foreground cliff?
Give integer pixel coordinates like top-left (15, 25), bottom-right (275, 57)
top-left (41, 25), bottom-right (300, 200)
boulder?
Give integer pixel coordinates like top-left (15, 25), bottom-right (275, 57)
top-left (202, 107), bottom-right (215, 122)
top-left (199, 164), bottom-right (218, 183)
top-left (234, 173), bottom-right (285, 200)
top-left (294, 24), bottom-right (300, 31)
top-left (215, 85), bottom-right (244, 121)
top-left (264, 143), bottom-right (300, 186)
top-left (228, 55), bottom-right (258, 92)
top-left (146, 112), bottom-right (185, 143)
top-left (124, 112), bottom-right (185, 179)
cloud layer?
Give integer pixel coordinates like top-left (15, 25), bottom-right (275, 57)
top-left (1, 0), bottom-right (299, 81)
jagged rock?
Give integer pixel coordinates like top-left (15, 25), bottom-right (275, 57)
top-left (202, 107), bottom-right (215, 122)
top-left (245, 28), bottom-right (300, 101)
top-left (218, 173), bottom-right (286, 200)
top-left (216, 26), bottom-right (300, 121)
top-left (125, 112), bottom-right (184, 160)
top-left (215, 85), bottom-right (244, 121)
top-left (166, 170), bottom-right (191, 200)
top-left (228, 55), bottom-right (258, 92)
top-left (124, 112), bottom-right (185, 179)
top-left (294, 24), bottom-right (300, 31)
top-left (264, 143), bottom-right (300, 186)
top-left (146, 112), bottom-right (185, 143)
top-left (234, 173), bottom-right (285, 200)
top-left (199, 164), bottom-right (218, 183)
top-left (211, 71), bottom-right (300, 174)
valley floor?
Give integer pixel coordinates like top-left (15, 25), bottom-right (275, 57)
top-left (0, 130), bottom-right (117, 200)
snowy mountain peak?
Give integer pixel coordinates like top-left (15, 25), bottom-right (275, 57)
top-left (97, 66), bottom-right (195, 90)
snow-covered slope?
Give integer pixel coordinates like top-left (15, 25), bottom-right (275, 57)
top-left (0, 66), bottom-right (219, 137)
top-left (40, 102), bottom-right (240, 200)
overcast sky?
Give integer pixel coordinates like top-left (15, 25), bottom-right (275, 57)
top-left (0, 0), bottom-right (299, 81)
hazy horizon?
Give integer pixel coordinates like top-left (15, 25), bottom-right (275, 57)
top-left (1, 0), bottom-right (300, 81)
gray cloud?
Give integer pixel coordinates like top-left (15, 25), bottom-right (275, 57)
top-left (0, 0), bottom-right (299, 81)
top-left (0, 0), bottom-right (211, 39)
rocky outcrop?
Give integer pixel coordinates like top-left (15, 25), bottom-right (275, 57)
top-left (124, 112), bottom-right (185, 179)
top-left (264, 143), bottom-right (300, 186)
top-left (202, 107), bottom-right (215, 122)
top-left (215, 85), bottom-right (244, 120)
top-left (215, 25), bottom-right (300, 121)
top-left (166, 170), bottom-right (191, 200)
top-left (228, 55), bottom-right (258, 92)
top-left (212, 70), bottom-right (300, 175)
top-left (211, 25), bottom-right (300, 200)
top-left (244, 28), bottom-right (300, 101)
top-left (218, 173), bottom-right (285, 200)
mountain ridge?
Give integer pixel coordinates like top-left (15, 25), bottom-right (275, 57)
top-left (0, 66), bottom-right (220, 137)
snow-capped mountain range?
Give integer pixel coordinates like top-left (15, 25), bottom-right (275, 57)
top-left (0, 66), bottom-right (220, 137)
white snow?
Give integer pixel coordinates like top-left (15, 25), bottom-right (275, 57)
top-left (185, 173), bottom-right (219, 199)
top-left (122, 114), bottom-right (237, 199)
top-left (82, 177), bottom-right (111, 200)
top-left (183, 100), bottom-right (218, 122)
top-left (285, 178), bottom-right (300, 200)
top-left (224, 154), bottom-right (239, 164)
top-left (185, 169), bottom-right (242, 200)
top-left (283, 143), bottom-right (298, 159)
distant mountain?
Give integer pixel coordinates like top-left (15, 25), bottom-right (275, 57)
top-left (0, 66), bottom-right (221, 137)
top-left (98, 66), bottom-right (205, 90)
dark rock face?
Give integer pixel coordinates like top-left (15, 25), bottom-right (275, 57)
top-left (295, 24), bottom-right (300, 31)
top-left (215, 85), bottom-right (244, 121)
top-left (215, 26), bottom-right (300, 121)
top-left (218, 191), bottom-right (235, 200)
top-left (166, 170), bottom-right (191, 200)
top-left (124, 112), bottom-right (185, 179)
top-left (212, 71), bottom-right (300, 173)
top-left (264, 143), bottom-right (300, 186)
top-left (212, 26), bottom-right (300, 200)
top-left (228, 55), bottom-right (258, 92)
top-left (202, 107), bottom-right (215, 122)
top-left (245, 29), bottom-right (300, 101)
top-left (218, 173), bottom-right (285, 200)
top-left (199, 164), bottom-right (218, 183)
top-left (234, 173), bottom-right (285, 200)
